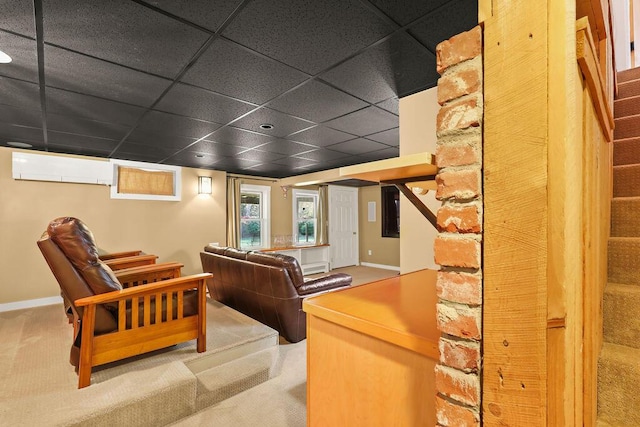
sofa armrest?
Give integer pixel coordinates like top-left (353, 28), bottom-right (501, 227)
top-left (297, 273), bottom-right (352, 296)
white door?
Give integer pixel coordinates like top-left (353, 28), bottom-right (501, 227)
top-left (328, 185), bottom-right (359, 269)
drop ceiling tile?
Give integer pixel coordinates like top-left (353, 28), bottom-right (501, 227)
top-left (47, 131), bottom-right (119, 152)
top-left (0, 104), bottom-right (42, 128)
top-left (155, 83), bottom-right (256, 124)
top-left (136, 111), bottom-right (221, 140)
top-left (268, 80), bottom-right (368, 123)
top-left (294, 149), bottom-right (350, 162)
top-left (256, 139), bottom-right (315, 155)
top-left (0, 122), bottom-right (42, 144)
top-left (0, 76), bottom-right (41, 110)
top-left (165, 150), bottom-right (221, 167)
top-left (367, 0), bottom-right (450, 26)
top-left (214, 157), bottom-right (263, 169)
top-left (324, 106), bottom-right (398, 136)
top-left (376, 97), bottom-right (399, 115)
top-left (112, 141), bottom-right (178, 161)
top-left (272, 156), bottom-right (318, 168)
top-left (355, 146), bottom-right (400, 161)
top-left (234, 149), bottom-right (286, 163)
top-left (111, 150), bottom-right (170, 164)
top-left (46, 113), bottom-right (130, 141)
top-left (126, 129), bottom-right (197, 150)
top-left (204, 126), bottom-right (276, 149)
top-left (139, 0), bottom-right (243, 33)
top-left (46, 88), bottom-right (147, 126)
top-left (366, 127), bottom-right (399, 146)
top-left (0, 0), bottom-right (35, 36)
top-left (43, 0), bottom-right (210, 78)
top-left (320, 32), bottom-right (438, 103)
top-left (286, 125), bottom-right (355, 147)
top-left (328, 137), bottom-right (391, 155)
top-left (188, 140), bottom-right (247, 156)
top-left (0, 32), bottom-right (38, 83)
top-left (244, 162), bottom-right (289, 178)
top-left (44, 45), bottom-right (172, 107)
top-left (182, 38), bottom-right (309, 104)
top-left (407, 0), bottom-right (478, 51)
top-left (222, 0), bottom-right (394, 74)
top-left (47, 143), bottom-right (111, 157)
top-left (232, 108), bottom-right (313, 138)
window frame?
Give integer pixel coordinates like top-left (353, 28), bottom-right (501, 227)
top-left (292, 188), bottom-right (319, 246)
top-left (239, 184), bottom-right (271, 250)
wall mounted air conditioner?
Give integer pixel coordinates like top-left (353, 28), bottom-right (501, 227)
top-left (12, 152), bottom-right (113, 185)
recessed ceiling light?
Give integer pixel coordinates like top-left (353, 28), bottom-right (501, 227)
top-left (7, 141), bottom-right (32, 148)
top-left (0, 50), bottom-right (12, 64)
top-left (259, 123), bottom-right (274, 130)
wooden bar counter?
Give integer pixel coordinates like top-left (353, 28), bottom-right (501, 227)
top-left (303, 268), bottom-right (439, 426)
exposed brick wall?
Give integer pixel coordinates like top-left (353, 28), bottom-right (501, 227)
top-left (433, 26), bottom-right (483, 426)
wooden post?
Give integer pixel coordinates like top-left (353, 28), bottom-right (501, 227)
top-left (483, 1), bottom-right (549, 424)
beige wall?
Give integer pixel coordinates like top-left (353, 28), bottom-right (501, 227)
top-left (358, 185), bottom-right (400, 267)
top-left (0, 147), bottom-right (226, 304)
top-left (399, 87), bottom-right (440, 273)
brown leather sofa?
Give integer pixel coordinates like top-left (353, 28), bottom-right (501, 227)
top-left (200, 245), bottom-right (352, 343)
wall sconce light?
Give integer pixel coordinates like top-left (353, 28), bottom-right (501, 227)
top-left (198, 176), bottom-right (212, 194)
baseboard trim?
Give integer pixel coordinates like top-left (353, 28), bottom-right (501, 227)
top-left (0, 296), bottom-right (63, 313)
top-left (360, 262), bottom-right (401, 272)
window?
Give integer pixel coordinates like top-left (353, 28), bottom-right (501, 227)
top-left (240, 184), bottom-right (270, 249)
top-left (381, 186), bottom-right (400, 238)
top-left (110, 159), bottom-right (181, 201)
top-left (293, 189), bottom-right (318, 245)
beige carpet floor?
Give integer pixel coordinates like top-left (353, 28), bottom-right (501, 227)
top-left (0, 265), bottom-right (398, 426)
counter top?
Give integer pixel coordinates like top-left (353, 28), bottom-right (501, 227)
top-left (303, 268), bottom-right (439, 359)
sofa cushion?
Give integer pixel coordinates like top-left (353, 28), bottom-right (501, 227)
top-left (224, 247), bottom-right (249, 260)
top-left (246, 251), bottom-right (304, 288)
top-left (48, 217), bottom-right (122, 295)
top-left (204, 245), bottom-right (226, 256)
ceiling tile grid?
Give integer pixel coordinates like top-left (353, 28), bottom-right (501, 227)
top-left (0, 0), bottom-right (477, 180)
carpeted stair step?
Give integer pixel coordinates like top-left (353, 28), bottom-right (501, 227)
top-left (613, 164), bottom-right (640, 197)
top-left (617, 79), bottom-right (640, 99)
top-left (614, 114), bottom-right (640, 140)
top-left (598, 343), bottom-right (640, 425)
top-left (194, 346), bottom-right (278, 411)
top-left (613, 137), bottom-right (640, 166)
top-left (603, 283), bottom-right (640, 349)
top-left (615, 94), bottom-right (640, 118)
top-left (618, 67), bottom-right (640, 83)
top-left (0, 361), bottom-right (198, 426)
top-left (608, 237), bottom-right (640, 283)
top-left (611, 197), bottom-right (640, 237)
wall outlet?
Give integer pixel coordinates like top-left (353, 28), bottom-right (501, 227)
top-left (368, 250), bottom-right (372, 256)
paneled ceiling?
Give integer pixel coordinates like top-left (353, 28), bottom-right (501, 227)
top-left (0, 0), bottom-right (477, 179)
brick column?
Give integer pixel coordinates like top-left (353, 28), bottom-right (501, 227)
top-left (433, 26), bottom-right (483, 426)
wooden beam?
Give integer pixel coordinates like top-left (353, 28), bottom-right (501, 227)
top-left (576, 17), bottom-right (615, 142)
top-left (483, 1), bottom-right (548, 424)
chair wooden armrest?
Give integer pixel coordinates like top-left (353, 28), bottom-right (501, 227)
top-left (98, 250), bottom-right (144, 261)
top-left (114, 262), bottom-right (184, 288)
top-left (103, 254), bottom-right (158, 270)
top-left (74, 273), bottom-right (211, 388)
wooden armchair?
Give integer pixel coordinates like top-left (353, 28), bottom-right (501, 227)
top-left (38, 217), bottom-right (211, 388)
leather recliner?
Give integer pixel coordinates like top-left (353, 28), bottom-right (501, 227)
top-left (200, 245), bottom-right (352, 343)
top-left (38, 217), bottom-right (210, 388)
